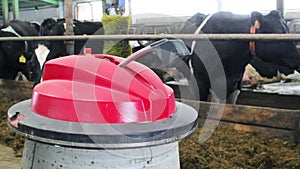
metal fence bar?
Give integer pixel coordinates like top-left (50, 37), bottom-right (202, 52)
top-left (0, 34), bottom-right (300, 41)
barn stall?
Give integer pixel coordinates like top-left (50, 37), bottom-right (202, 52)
top-left (1, 0), bottom-right (300, 168)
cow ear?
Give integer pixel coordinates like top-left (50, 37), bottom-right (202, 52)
top-left (269, 10), bottom-right (281, 18)
top-left (251, 11), bottom-right (263, 25)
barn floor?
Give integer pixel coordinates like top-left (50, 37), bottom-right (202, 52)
top-left (0, 144), bottom-right (21, 169)
top-left (1, 95), bottom-right (300, 168)
top-left (179, 126), bottom-right (300, 169)
top-left (0, 79), bottom-right (300, 168)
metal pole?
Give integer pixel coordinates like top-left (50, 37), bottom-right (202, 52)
top-left (12, 0), bottom-right (19, 20)
top-left (64, 0), bottom-right (74, 55)
top-left (0, 34), bottom-right (300, 42)
top-left (2, 0), bottom-right (9, 24)
top-left (217, 0), bottom-right (222, 11)
top-left (128, 0), bottom-right (132, 15)
top-left (102, 0), bottom-right (106, 14)
top-left (276, 0), bottom-right (284, 17)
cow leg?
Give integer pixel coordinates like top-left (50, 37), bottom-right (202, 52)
top-left (15, 71), bottom-right (28, 81)
top-left (209, 89), bottom-right (228, 103)
top-left (226, 89), bottom-right (241, 104)
top-left (197, 80), bottom-right (210, 101)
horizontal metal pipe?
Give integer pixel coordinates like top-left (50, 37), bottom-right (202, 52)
top-left (0, 34), bottom-right (300, 41)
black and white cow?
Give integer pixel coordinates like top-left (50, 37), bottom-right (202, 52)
top-left (29, 19), bottom-right (105, 84)
top-left (29, 21), bottom-right (41, 34)
top-left (180, 10), bottom-right (300, 103)
top-left (0, 20), bottom-right (39, 80)
top-left (40, 18), bottom-right (62, 36)
top-left (249, 55), bottom-right (294, 78)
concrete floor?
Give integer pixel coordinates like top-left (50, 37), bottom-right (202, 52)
top-left (0, 144), bottom-right (21, 169)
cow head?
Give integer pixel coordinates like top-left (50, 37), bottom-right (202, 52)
top-left (29, 22), bottom-right (69, 84)
top-left (41, 18), bottom-right (59, 36)
top-left (27, 42), bottom-right (51, 84)
top-left (252, 10), bottom-right (300, 71)
top-left (0, 32), bottom-right (29, 79)
top-left (29, 20), bottom-right (70, 84)
top-left (0, 22), bottom-right (39, 80)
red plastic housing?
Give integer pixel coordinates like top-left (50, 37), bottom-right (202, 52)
top-left (31, 54), bottom-right (176, 124)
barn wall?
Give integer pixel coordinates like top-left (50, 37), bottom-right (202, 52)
top-left (8, 2), bottom-right (64, 23)
top-left (11, 0), bottom-right (101, 23)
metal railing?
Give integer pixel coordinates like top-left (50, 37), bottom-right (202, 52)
top-left (0, 34), bottom-right (300, 41)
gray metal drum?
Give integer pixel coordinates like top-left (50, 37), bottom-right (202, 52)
top-left (22, 139), bottom-right (180, 169)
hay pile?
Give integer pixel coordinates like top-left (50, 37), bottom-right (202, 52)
top-left (179, 126), bottom-right (300, 169)
top-left (0, 98), bottom-right (24, 156)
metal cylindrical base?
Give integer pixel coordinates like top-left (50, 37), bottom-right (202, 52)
top-left (21, 139), bottom-right (180, 169)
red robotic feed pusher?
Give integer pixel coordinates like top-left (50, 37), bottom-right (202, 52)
top-left (31, 54), bottom-right (176, 124)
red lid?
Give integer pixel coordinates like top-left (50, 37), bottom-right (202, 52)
top-left (31, 54), bottom-right (176, 123)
